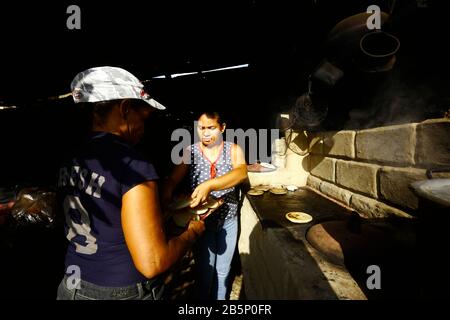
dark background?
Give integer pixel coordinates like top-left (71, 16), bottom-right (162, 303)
top-left (0, 0), bottom-right (448, 301)
top-left (0, 0), bottom-right (448, 186)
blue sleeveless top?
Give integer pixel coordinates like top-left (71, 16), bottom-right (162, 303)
top-left (189, 141), bottom-right (238, 221)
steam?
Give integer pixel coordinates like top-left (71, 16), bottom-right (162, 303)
top-left (344, 65), bottom-right (445, 129)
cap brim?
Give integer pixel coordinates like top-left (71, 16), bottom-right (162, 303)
top-left (144, 97), bottom-right (166, 110)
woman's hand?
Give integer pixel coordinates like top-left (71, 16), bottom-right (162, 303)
top-left (186, 220), bottom-right (205, 240)
top-left (190, 181), bottom-right (213, 208)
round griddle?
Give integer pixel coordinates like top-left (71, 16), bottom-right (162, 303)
top-left (306, 220), bottom-right (389, 266)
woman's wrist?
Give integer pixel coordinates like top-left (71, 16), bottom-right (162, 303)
top-left (180, 222), bottom-right (199, 243)
top-left (182, 228), bottom-right (198, 245)
top-left (207, 179), bottom-right (217, 192)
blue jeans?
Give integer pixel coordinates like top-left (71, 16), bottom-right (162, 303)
top-left (56, 275), bottom-right (165, 300)
top-left (193, 215), bottom-right (238, 300)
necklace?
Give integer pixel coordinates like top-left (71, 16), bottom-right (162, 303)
top-left (199, 141), bottom-right (224, 179)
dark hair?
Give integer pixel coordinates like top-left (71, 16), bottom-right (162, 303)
top-left (77, 99), bottom-right (118, 127)
top-left (80, 99), bottom-right (147, 127)
top-left (92, 100), bottom-right (120, 125)
top-left (197, 111), bottom-right (226, 127)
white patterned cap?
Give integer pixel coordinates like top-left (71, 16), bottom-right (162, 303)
top-left (71, 66), bottom-right (166, 110)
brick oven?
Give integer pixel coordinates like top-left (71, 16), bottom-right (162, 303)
top-left (239, 118), bottom-right (450, 299)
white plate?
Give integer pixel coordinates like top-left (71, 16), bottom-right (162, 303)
top-left (260, 162), bottom-right (276, 169)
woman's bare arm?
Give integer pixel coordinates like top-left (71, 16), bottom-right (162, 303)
top-left (122, 181), bottom-right (204, 279)
top-left (190, 144), bottom-right (247, 207)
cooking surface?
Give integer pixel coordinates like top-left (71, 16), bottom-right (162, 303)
top-left (242, 187), bottom-right (419, 299)
top-left (240, 187), bottom-right (367, 299)
top-left (246, 187), bottom-right (353, 240)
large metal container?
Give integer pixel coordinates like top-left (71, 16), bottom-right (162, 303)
top-left (410, 170), bottom-right (450, 299)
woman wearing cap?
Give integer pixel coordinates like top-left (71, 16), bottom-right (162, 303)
top-left (162, 112), bottom-right (247, 300)
top-left (56, 67), bottom-right (205, 300)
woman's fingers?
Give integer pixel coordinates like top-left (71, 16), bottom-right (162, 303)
top-left (190, 185), bottom-right (210, 208)
top-left (190, 198), bottom-right (200, 208)
top-left (191, 188), bottom-right (199, 199)
top-left (190, 188), bottom-right (201, 207)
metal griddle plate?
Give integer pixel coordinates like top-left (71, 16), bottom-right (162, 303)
top-left (410, 179), bottom-right (450, 208)
top-left (167, 196), bottom-right (192, 211)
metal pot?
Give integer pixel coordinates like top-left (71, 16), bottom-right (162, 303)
top-left (410, 168), bottom-right (450, 211)
top-left (410, 169), bottom-right (450, 299)
top-left (324, 11), bottom-right (400, 73)
top-left (358, 31), bottom-right (400, 73)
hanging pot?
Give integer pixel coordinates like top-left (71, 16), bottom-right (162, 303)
top-left (324, 11), bottom-right (400, 72)
top-left (357, 31), bottom-right (400, 73)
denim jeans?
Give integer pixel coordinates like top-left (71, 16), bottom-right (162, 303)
top-left (56, 275), bottom-right (165, 300)
top-left (193, 215), bottom-right (238, 300)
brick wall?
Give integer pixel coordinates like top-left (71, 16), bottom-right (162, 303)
top-left (303, 118), bottom-right (450, 218)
